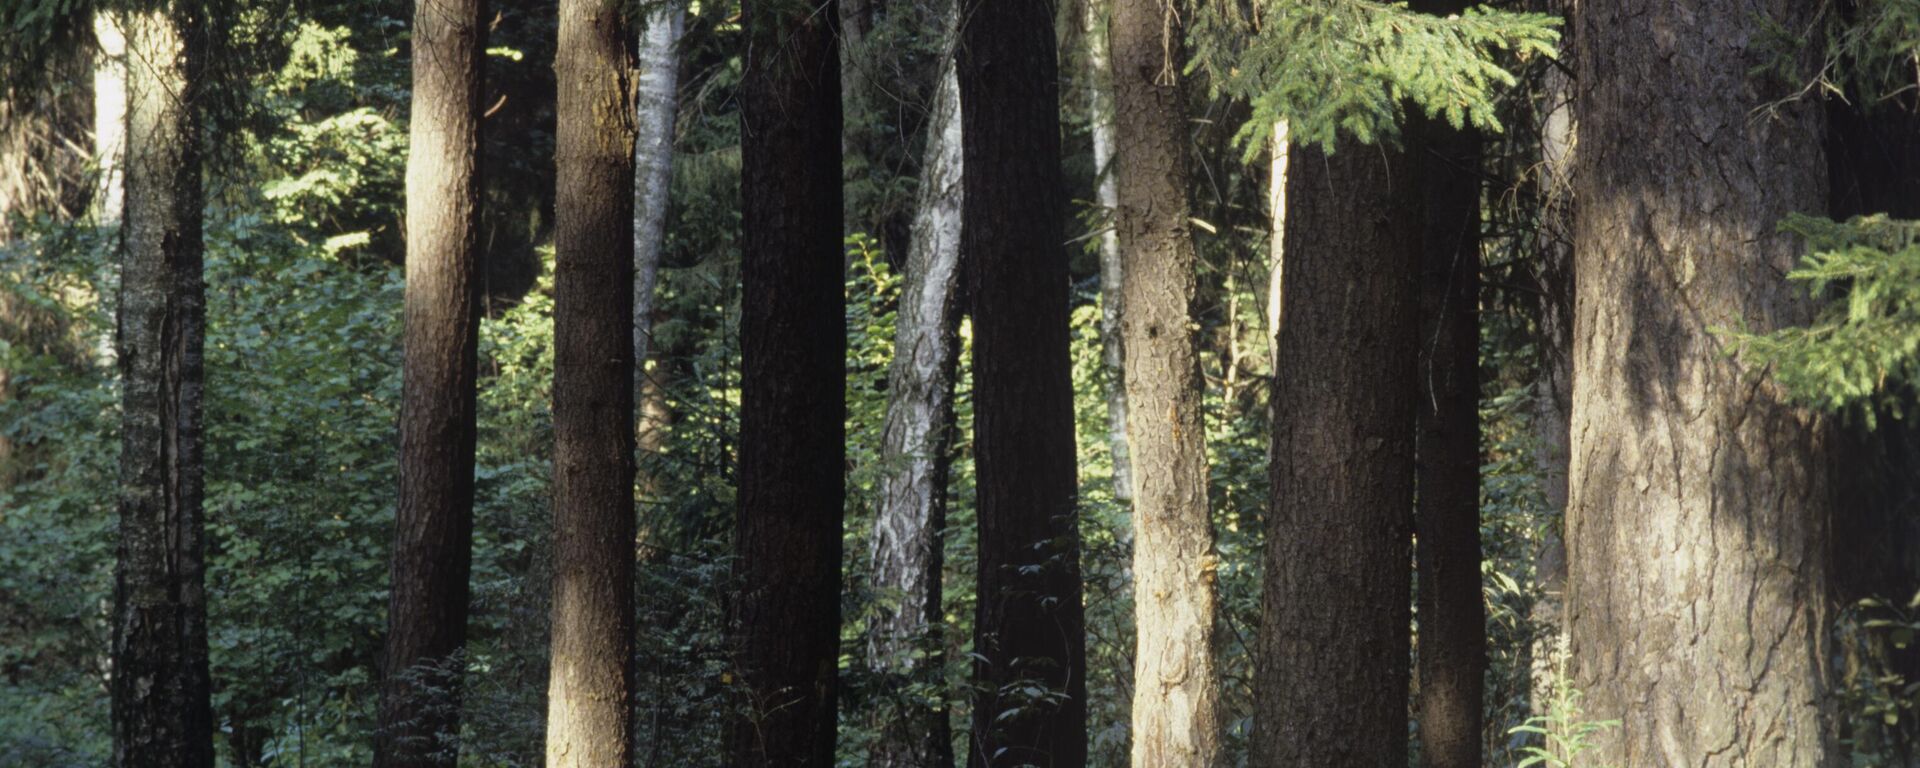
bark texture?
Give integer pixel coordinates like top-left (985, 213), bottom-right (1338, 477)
top-left (958, 0), bottom-right (1088, 764)
top-left (1567, 2), bottom-right (1836, 764)
top-left (867, 39), bottom-right (963, 768)
top-left (1084, 0), bottom-right (1133, 502)
top-left (633, 0), bottom-right (683, 381)
top-left (546, 0), bottom-right (637, 764)
top-left (1108, 0), bottom-right (1219, 763)
top-left (731, 0), bottom-right (846, 763)
top-left (1253, 139), bottom-right (1416, 766)
top-left (378, 0), bottom-right (484, 763)
top-left (1407, 1), bottom-right (1486, 757)
top-left (113, 6), bottom-right (214, 766)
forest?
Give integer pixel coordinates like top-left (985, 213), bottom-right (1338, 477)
top-left (3, 0), bottom-right (1920, 765)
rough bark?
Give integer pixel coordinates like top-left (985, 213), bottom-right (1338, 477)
top-left (1567, 2), bottom-right (1836, 764)
top-left (1409, 107), bottom-right (1485, 768)
top-left (633, 0), bottom-right (683, 382)
top-left (1084, 0), bottom-right (1133, 502)
top-left (112, 5), bottom-right (213, 766)
top-left (958, 0), bottom-right (1088, 764)
top-left (1108, 0), bottom-right (1219, 763)
top-left (377, 0), bottom-right (484, 763)
top-left (730, 0), bottom-right (846, 763)
top-left (1253, 139), bottom-right (1416, 766)
top-left (546, 0), bottom-right (638, 764)
top-left (867, 40), bottom-right (963, 768)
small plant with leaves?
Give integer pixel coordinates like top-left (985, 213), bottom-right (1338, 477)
top-left (1508, 658), bottom-right (1620, 768)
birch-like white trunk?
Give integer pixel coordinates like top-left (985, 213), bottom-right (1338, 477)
top-left (633, 0), bottom-right (683, 381)
top-left (94, 12), bottom-right (128, 226)
top-left (866, 51), bottom-right (963, 768)
top-left (1085, 0), bottom-right (1131, 501)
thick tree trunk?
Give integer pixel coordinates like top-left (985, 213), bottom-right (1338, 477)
top-left (958, 0), bottom-right (1088, 764)
top-left (1108, 0), bottom-right (1219, 763)
top-left (112, 5), bottom-right (213, 766)
top-left (1084, 0), bottom-right (1133, 502)
top-left (1409, 108), bottom-right (1484, 768)
top-left (633, 0), bottom-right (682, 382)
top-left (867, 43), bottom-right (963, 768)
top-left (1253, 139), bottom-right (1416, 766)
top-left (546, 0), bottom-right (638, 764)
top-left (731, 0), bottom-right (845, 763)
top-left (377, 0), bottom-right (484, 763)
top-left (1568, 2), bottom-right (1836, 764)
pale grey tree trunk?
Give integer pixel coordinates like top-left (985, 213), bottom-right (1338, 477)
top-left (632, 0), bottom-right (682, 382)
top-left (94, 12), bottom-right (127, 226)
top-left (113, 5), bottom-right (213, 765)
top-left (1084, 0), bottom-right (1131, 501)
top-left (1528, 19), bottom-right (1574, 723)
top-left (867, 47), bottom-right (963, 768)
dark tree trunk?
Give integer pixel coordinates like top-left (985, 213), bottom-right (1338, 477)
top-left (957, 0), bottom-right (1088, 764)
top-left (112, 5), bottom-right (214, 767)
top-left (1253, 139), bottom-right (1417, 766)
top-left (1108, 0), bottom-right (1219, 762)
top-left (1408, 2), bottom-right (1486, 757)
top-left (730, 0), bottom-right (845, 763)
top-left (1568, 1), bottom-right (1836, 763)
top-left (546, 0), bottom-right (637, 763)
top-left (377, 0), bottom-right (484, 763)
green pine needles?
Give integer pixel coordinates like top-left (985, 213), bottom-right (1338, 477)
top-left (1190, 0), bottom-right (1559, 157)
top-left (1726, 214), bottom-right (1920, 426)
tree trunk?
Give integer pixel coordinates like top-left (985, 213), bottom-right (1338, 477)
top-left (112, 5), bottom-right (213, 766)
top-left (958, 0), bottom-right (1088, 764)
top-left (1084, 0), bottom-right (1133, 503)
top-left (377, 0), bottom-right (484, 763)
top-left (1409, 100), bottom-right (1485, 768)
top-left (1253, 139), bottom-right (1416, 766)
top-left (94, 12), bottom-right (127, 225)
top-left (633, 0), bottom-right (682, 382)
top-left (731, 0), bottom-right (845, 763)
top-left (1108, 0), bottom-right (1219, 763)
top-left (1567, 2), bottom-right (1836, 764)
top-left (867, 36), bottom-right (963, 768)
top-left (546, 0), bottom-right (638, 764)
top-left (1527, 3), bottom-right (1574, 722)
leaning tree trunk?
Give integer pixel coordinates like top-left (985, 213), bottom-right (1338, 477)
top-left (1083, 0), bottom-right (1133, 502)
top-left (1253, 139), bottom-right (1417, 766)
top-left (1568, 1), bottom-right (1836, 764)
top-left (1409, 103), bottom-right (1485, 768)
top-left (730, 0), bottom-right (846, 763)
top-left (1109, 0), bottom-right (1219, 763)
top-left (867, 36), bottom-right (963, 768)
top-left (632, 0), bottom-right (683, 382)
top-left (112, 5), bottom-right (214, 766)
top-left (958, 0), bottom-right (1088, 764)
top-left (377, 0), bottom-right (484, 763)
top-left (546, 0), bottom-right (638, 764)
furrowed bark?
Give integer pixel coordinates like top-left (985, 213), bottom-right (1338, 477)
top-left (1568, 1), bottom-right (1836, 763)
top-left (113, 5), bottom-right (214, 766)
top-left (958, 0), bottom-right (1089, 763)
top-left (1108, 0), bottom-right (1220, 762)
top-left (1253, 139), bottom-right (1417, 766)
top-left (546, 0), bottom-right (638, 763)
top-left (633, 0), bottom-right (682, 382)
top-left (378, 0), bottom-right (484, 762)
top-left (867, 30), bottom-right (963, 768)
top-left (730, 0), bottom-right (846, 763)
